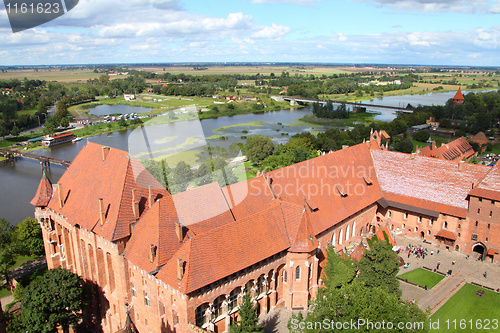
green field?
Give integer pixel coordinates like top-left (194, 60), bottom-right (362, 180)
top-left (430, 284), bottom-right (500, 333)
top-left (399, 268), bottom-right (445, 289)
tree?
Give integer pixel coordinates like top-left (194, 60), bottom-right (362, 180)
top-left (230, 291), bottom-right (264, 333)
top-left (358, 234), bottom-right (401, 297)
top-left (59, 117), bottom-right (69, 128)
top-left (0, 218), bottom-right (13, 246)
top-left (10, 126), bottom-right (20, 136)
top-left (245, 135), bottom-right (275, 163)
top-left (413, 131), bottom-right (430, 142)
top-left (118, 116), bottom-right (128, 127)
top-left (301, 280), bottom-right (427, 333)
top-left (22, 267), bottom-right (89, 333)
top-left (13, 217), bottom-right (44, 256)
top-left (322, 246), bottom-right (357, 289)
top-left (0, 248), bottom-right (15, 290)
top-left (393, 138), bottom-right (413, 154)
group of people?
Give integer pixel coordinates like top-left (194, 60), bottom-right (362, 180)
top-left (405, 244), bottom-right (436, 259)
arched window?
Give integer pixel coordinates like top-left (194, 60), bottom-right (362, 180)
top-left (295, 266), bottom-right (300, 281)
top-left (331, 232), bottom-right (336, 246)
top-left (345, 225), bottom-right (350, 241)
top-left (213, 295), bottom-right (225, 318)
top-left (283, 270), bottom-right (287, 283)
top-left (195, 303), bottom-right (209, 327)
top-left (228, 288), bottom-right (240, 311)
top-left (352, 222), bottom-right (356, 237)
top-left (339, 229), bottom-right (343, 245)
top-left (256, 275), bottom-right (265, 295)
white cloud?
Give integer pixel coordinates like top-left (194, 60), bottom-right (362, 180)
top-left (358, 0), bottom-right (495, 13)
top-left (251, 23), bottom-right (290, 39)
top-left (251, 0), bottom-right (321, 6)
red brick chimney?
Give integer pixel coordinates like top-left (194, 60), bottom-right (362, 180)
top-left (102, 146), bottom-right (110, 162)
top-left (131, 189), bottom-right (139, 219)
top-left (458, 160), bottom-right (465, 172)
top-left (98, 198), bottom-right (106, 226)
top-left (175, 221), bottom-right (183, 242)
top-left (149, 244), bottom-right (157, 263)
top-left (57, 183), bottom-right (64, 209)
top-left (148, 185), bottom-right (153, 209)
top-left (177, 258), bottom-right (184, 280)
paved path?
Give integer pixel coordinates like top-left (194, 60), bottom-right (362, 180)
top-left (395, 235), bottom-right (499, 314)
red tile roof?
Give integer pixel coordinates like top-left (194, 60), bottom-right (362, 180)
top-left (372, 150), bottom-right (490, 218)
top-left (47, 143), bottom-right (166, 241)
top-left (267, 144), bottom-right (384, 236)
top-left (435, 229), bottom-right (457, 241)
top-left (156, 202), bottom-right (292, 294)
top-left (369, 227), bottom-right (396, 246)
top-left (468, 164), bottom-right (500, 202)
top-left (289, 210), bottom-right (318, 253)
top-left (453, 88), bottom-right (465, 101)
top-left (419, 137), bottom-right (474, 162)
top-left (30, 170), bottom-right (53, 207)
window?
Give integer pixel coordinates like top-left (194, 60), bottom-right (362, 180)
top-left (331, 232), bottom-right (336, 246)
top-left (414, 227), bottom-right (418, 232)
top-left (309, 264), bottom-right (313, 279)
top-left (487, 224), bottom-right (491, 230)
top-left (388, 211), bottom-right (392, 218)
top-left (458, 233), bottom-right (461, 237)
top-left (283, 270), bottom-right (287, 283)
top-left (443, 222), bottom-right (448, 229)
top-left (476, 221), bottom-right (479, 227)
top-left (295, 266), bottom-right (301, 281)
top-left (404, 212), bottom-right (408, 219)
top-left (492, 200), bottom-right (496, 205)
top-left (144, 291), bottom-right (150, 307)
top-left (402, 224), bottom-right (406, 229)
top-left (256, 275), bottom-right (265, 295)
top-left (159, 302), bottom-right (165, 316)
top-left (131, 284), bottom-right (136, 297)
top-left (429, 219), bottom-right (434, 226)
top-left (339, 229), bottom-right (343, 245)
top-left (345, 225), bottom-right (350, 241)
top-left (418, 216), bottom-right (422, 223)
top-left (458, 224), bottom-right (461, 229)
top-left (490, 211), bottom-right (493, 217)
top-left (352, 222), bottom-right (356, 237)
top-left (427, 230), bottom-right (431, 235)
top-left (478, 208), bottom-right (481, 214)
top-left (486, 238), bottom-right (489, 242)
top-left (228, 288), bottom-right (239, 311)
top-left (195, 303), bottom-right (209, 327)
top-left (479, 198), bottom-right (483, 202)
top-left (213, 295), bottom-right (224, 318)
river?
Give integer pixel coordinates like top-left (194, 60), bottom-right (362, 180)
top-left (0, 90), bottom-right (482, 225)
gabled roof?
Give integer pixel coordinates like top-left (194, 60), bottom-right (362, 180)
top-left (47, 143), bottom-right (166, 241)
top-left (289, 210), bottom-right (318, 253)
top-left (419, 137), bottom-right (474, 162)
top-left (435, 229), bottom-right (457, 241)
top-left (30, 170), bottom-right (53, 207)
top-left (156, 202), bottom-right (291, 294)
top-left (372, 149), bottom-right (490, 218)
top-left (468, 164), bottom-right (500, 202)
top-left (124, 197), bottom-right (180, 273)
top-left (267, 144), bottom-right (384, 236)
top-left (470, 132), bottom-right (489, 146)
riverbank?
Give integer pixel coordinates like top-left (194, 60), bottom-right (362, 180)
top-left (297, 112), bottom-right (378, 126)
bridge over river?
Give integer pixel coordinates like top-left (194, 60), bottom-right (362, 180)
top-left (282, 96), bottom-right (414, 113)
top-left (0, 148), bottom-right (71, 168)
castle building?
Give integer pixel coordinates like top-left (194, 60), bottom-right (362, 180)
top-left (452, 88), bottom-right (465, 105)
top-left (31, 142), bottom-right (500, 333)
top-left (415, 136), bottom-right (475, 162)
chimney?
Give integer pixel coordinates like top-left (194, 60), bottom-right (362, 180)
top-left (175, 221), bottom-right (183, 242)
top-left (148, 185), bottom-right (153, 209)
top-left (177, 258), bottom-right (184, 280)
top-left (148, 244), bottom-right (157, 263)
top-left (98, 198), bottom-right (106, 226)
top-left (57, 183), bottom-right (64, 209)
top-left (131, 189), bottom-right (139, 219)
top-left (102, 146), bottom-right (110, 162)
top-left (458, 160), bottom-right (465, 172)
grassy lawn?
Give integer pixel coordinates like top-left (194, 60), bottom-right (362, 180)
top-left (399, 268), bottom-right (445, 289)
top-left (0, 285), bottom-right (11, 298)
top-left (10, 255), bottom-right (39, 270)
top-left (430, 284), bottom-right (500, 333)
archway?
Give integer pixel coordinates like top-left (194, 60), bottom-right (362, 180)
top-left (472, 243), bottom-right (486, 260)
top-left (420, 231), bottom-right (425, 239)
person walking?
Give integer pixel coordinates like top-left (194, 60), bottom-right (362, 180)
top-left (484, 271), bottom-right (487, 278)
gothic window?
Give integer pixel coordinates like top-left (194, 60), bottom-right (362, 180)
top-left (228, 288), bottom-right (240, 311)
top-left (144, 291), bottom-right (150, 307)
top-left (195, 303), bottom-right (209, 327)
top-left (295, 266), bottom-right (301, 281)
top-left (131, 283), bottom-right (136, 297)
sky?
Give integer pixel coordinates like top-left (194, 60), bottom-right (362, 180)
top-left (0, 0), bottom-right (499, 66)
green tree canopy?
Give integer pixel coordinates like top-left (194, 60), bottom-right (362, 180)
top-left (245, 135), bottom-right (275, 163)
top-left (322, 247), bottom-right (357, 289)
top-left (358, 234), bottom-right (401, 297)
top-left (22, 268), bottom-right (89, 333)
top-left (413, 131), bottom-right (430, 142)
top-left (13, 217), bottom-right (44, 256)
top-left (230, 291), bottom-right (264, 333)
